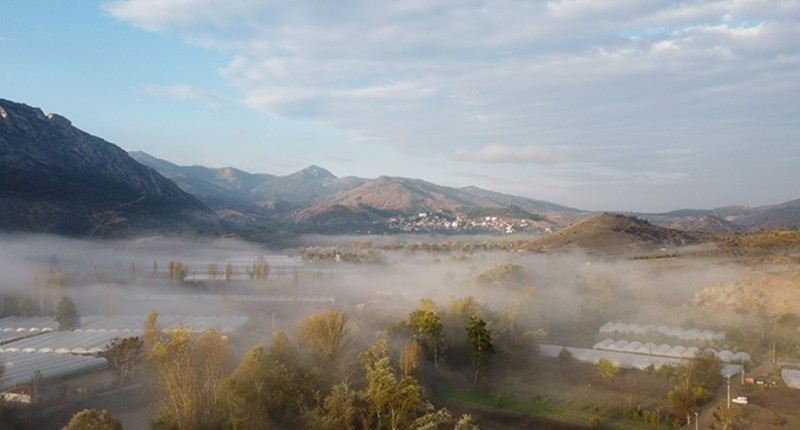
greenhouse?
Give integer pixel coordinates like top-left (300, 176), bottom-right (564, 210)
top-left (541, 344), bottom-right (743, 377)
top-left (0, 315), bottom-right (250, 355)
top-left (593, 339), bottom-right (750, 363)
top-left (0, 351), bottom-right (108, 390)
top-left (782, 369), bottom-right (800, 389)
top-left (598, 321), bottom-right (724, 341)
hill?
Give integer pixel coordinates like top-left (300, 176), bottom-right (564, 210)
top-left (0, 99), bottom-right (219, 237)
top-left (520, 213), bottom-right (708, 254)
top-left (688, 270), bottom-right (800, 326)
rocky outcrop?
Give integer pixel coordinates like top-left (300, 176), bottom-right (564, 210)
top-left (0, 99), bottom-right (220, 237)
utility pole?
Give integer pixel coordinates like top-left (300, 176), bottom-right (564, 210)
top-left (695, 412), bottom-right (698, 430)
top-left (741, 357), bottom-right (745, 385)
top-left (727, 374), bottom-right (731, 408)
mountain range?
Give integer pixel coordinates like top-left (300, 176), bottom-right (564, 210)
top-left (129, 151), bottom-right (584, 233)
top-left (2, 97), bottom-right (799, 239)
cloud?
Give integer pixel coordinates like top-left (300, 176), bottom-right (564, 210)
top-left (104, 0), bottom-right (800, 209)
top-left (142, 84), bottom-right (228, 109)
top-left (453, 144), bottom-right (570, 164)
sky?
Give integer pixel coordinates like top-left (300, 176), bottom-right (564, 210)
top-left (1, 1), bottom-right (799, 212)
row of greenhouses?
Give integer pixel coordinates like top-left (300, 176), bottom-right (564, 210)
top-left (593, 338), bottom-right (751, 363)
top-left (599, 322), bottom-right (725, 342)
top-left (129, 293), bottom-right (335, 304)
top-left (540, 344), bottom-right (743, 376)
top-left (599, 322), bottom-right (725, 341)
top-left (0, 315), bottom-right (250, 355)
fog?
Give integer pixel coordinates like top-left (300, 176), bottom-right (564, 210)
top-left (0, 232), bottom-right (762, 429)
top-left (0, 233), bottom-right (750, 334)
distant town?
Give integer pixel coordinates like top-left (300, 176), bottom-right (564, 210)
top-left (386, 212), bottom-right (553, 235)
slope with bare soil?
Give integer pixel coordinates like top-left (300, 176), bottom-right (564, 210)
top-left (521, 213), bottom-right (708, 254)
top-left (688, 270), bottom-right (800, 326)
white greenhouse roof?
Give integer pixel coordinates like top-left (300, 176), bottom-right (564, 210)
top-left (540, 344), bottom-right (742, 377)
top-left (129, 293), bottom-right (335, 304)
top-left (0, 315), bottom-right (250, 355)
top-left (599, 322), bottom-right (725, 341)
top-left (0, 351), bottom-right (107, 390)
top-left (782, 369), bottom-right (800, 389)
top-left (594, 339), bottom-right (750, 363)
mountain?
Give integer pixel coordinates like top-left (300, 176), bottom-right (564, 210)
top-left (0, 99), bottom-right (219, 237)
top-left (520, 213), bottom-right (708, 254)
top-left (287, 176), bottom-right (584, 229)
top-left (640, 199), bottom-right (800, 233)
top-left (133, 153), bottom-right (583, 233)
top-left (130, 152), bottom-right (367, 218)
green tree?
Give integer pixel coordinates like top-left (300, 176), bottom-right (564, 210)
top-left (466, 316), bottom-right (495, 386)
top-left (223, 331), bottom-right (319, 429)
top-left (62, 409), bottom-right (122, 430)
top-left (54, 296), bottom-right (79, 330)
top-left (359, 339), bottom-right (427, 430)
top-left (475, 263), bottom-right (527, 286)
top-left (407, 308), bottom-right (446, 370)
top-left (597, 358), bottom-right (620, 380)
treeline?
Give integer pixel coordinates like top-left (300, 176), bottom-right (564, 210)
top-left (91, 290), bottom-right (543, 429)
top-left (131, 308), bottom-right (485, 430)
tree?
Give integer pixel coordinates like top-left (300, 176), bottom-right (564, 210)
top-left (712, 400), bottom-right (741, 430)
top-left (360, 339), bottom-right (426, 430)
top-left (223, 332), bottom-right (319, 429)
top-left (207, 264), bottom-right (219, 285)
top-left (105, 336), bottom-right (144, 390)
top-left (475, 263), bottom-right (527, 286)
top-left (454, 414), bottom-right (480, 430)
top-left (62, 409), bottom-right (122, 430)
top-left (466, 316), bottom-right (494, 386)
top-left (129, 262), bottom-right (136, 284)
top-left (596, 358), bottom-right (620, 380)
top-left (399, 340), bottom-right (422, 378)
top-left (54, 296), bottom-right (79, 330)
top-left (296, 308), bottom-right (349, 371)
top-left (143, 310), bottom-right (162, 352)
top-left (407, 308), bottom-right (446, 369)
top-left (149, 327), bottom-right (233, 429)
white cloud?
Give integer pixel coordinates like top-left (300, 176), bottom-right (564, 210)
top-left (104, 0), bottom-right (800, 209)
top-left (142, 84), bottom-right (227, 109)
top-left (453, 144), bottom-right (571, 164)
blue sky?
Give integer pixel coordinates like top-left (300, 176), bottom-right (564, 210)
top-left (2, 0), bottom-right (799, 212)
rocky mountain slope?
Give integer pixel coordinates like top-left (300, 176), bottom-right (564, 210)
top-left (0, 99), bottom-right (219, 237)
